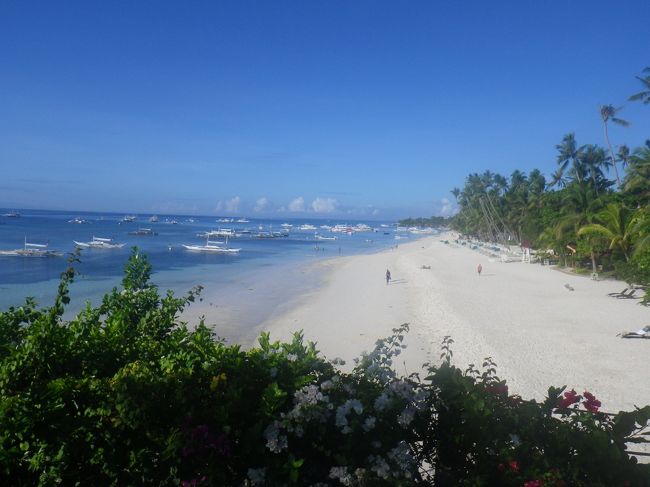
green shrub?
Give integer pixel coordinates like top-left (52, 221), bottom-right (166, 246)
top-left (0, 249), bottom-right (648, 486)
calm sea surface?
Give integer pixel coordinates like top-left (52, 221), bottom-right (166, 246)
top-left (0, 209), bottom-right (422, 340)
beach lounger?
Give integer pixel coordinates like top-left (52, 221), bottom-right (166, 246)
top-left (619, 326), bottom-right (650, 339)
top-left (608, 287), bottom-right (628, 297)
top-left (616, 289), bottom-right (638, 299)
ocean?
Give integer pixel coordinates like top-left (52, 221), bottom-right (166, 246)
top-left (0, 209), bottom-right (418, 343)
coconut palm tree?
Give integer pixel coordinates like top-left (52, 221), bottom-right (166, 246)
top-left (554, 133), bottom-right (584, 185)
top-left (622, 146), bottom-right (650, 205)
top-left (580, 144), bottom-right (610, 195)
top-left (599, 105), bottom-right (629, 185)
top-left (617, 145), bottom-right (631, 170)
top-left (554, 182), bottom-right (604, 272)
top-left (578, 202), bottom-right (638, 262)
top-left (629, 67), bottom-right (650, 105)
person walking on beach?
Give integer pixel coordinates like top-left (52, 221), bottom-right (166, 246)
top-left (386, 269), bottom-right (391, 285)
top-left (477, 263), bottom-right (482, 276)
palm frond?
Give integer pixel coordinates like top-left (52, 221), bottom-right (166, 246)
top-left (611, 117), bottom-right (630, 127)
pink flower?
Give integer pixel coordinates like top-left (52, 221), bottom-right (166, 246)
top-left (583, 391), bottom-right (601, 413)
top-left (557, 389), bottom-right (580, 409)
top-left (509, 460), bottom-right (519, 472)
top-left (524, 481), bottom-right (542, 487)
top-left (497, 463), bottom-right (505, 472)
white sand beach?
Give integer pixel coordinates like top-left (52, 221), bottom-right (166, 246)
top-left (261, 234), bottom-right (650, 413)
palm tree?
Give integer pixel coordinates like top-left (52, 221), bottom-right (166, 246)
top-left (629, 67), bottom-right (650, 105)
top-left (622, 146), bottom-right (650, 205)
top-left (555, 133), bottom-right (584, 185)
top-left (549, 168), bottom-right (568, 189)
top-left (617, 145), bottom-right (631, 169)
top-left (580, 144), bottom-right (609, 195)
top-left (554, 182), bottom-right (603, 272)
top-left (599, 105), bottom-right (629, 185)
top-left (450, 188), bottom-right (460, 202)
top-left (578, 202), bottom-right (638, 262)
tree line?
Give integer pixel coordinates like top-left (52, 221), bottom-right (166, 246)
top-left (450, 66), bottom-right (650, 290)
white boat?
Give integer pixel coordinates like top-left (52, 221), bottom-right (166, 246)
top-left (68, 217), bottom-right (88, 224)
top-left (2, 211), bottom-right (20, 218)
top-left (149, 215), bottom-right (159, 222)
top-left (331, 224), bottom-right (354, 233)
top-left (236, 218), bottom-right (250, 223)
top-left (217, 218), bottom-right (234, 223)
top-left (280, 223), bottom-right (292, 228)
top-left (315, 235), bottom-right (337, 241)
top-left (128, 228), bottom-right (158, 236)
top-left (0, 238), bottom-right (62, 257)
top-left (183, 237), bottom-right (240, 254)
top-left (74, 236), bottom-right (126, 249)
top-left (299, 224), bottom-right (317, 231)
top-left (122, 215), bottom-right (137, 222)
top-left (354, 223), bottom-right (373, 232)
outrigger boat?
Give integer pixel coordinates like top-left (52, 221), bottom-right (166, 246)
top-left (0, 238), bottom-right (62, 257)
top-left (74, 236), bottom-right (125, 249)
top-left (315, 235), bottom-right (337, 241)
top-left (68, 217), bottom-right (88, 224)
top-left (128, 228), bottom-right (158, 236)
top-left (183, 237), bottom-right (240, 254)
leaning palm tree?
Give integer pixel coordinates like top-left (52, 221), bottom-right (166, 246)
top-left (629, 67), bottom-right (650, 105)
top-left (578, 202), bottom-right (638, 262)
top-left (599, 105), bottom-right (629, 185)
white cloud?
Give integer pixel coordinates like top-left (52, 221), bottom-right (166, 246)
top-left (311, 197), bottom-right (338, 213)
top-left (437, 197), bottom-right (457, 217)
top-left (254, 197), bottom-right (269, 212)
top-left (288, 197), bottom-right (305, 212)
top-left (225, 196), bottom-right (241, 213)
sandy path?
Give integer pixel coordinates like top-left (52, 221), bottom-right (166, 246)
top-left (261, 235), bottom-right (650, 413)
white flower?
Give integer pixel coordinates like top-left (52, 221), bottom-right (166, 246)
top-left (247, 468), bottom-right (266, 485)
top-left (397, 405), bottom-right (416, 427)
top-left (264, 421), bottom-right (288, 453)
top-left (368, 454), bottom-right (390, 479)
top-left (329, 466), bottom-right (353, 486)
top-left (286, 353), bottom-right (298, 362)
top-left (362, 416), bottom-right (376, 431)
top-left (374, 392), bottom-right (391, 411)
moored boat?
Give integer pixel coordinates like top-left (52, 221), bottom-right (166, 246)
top-left (128, 228), bottom-right (158, 236)
top-left (74, 237), bottom-right (125, 249)
top-left (0, 238), bottom-right (62, 257)
top-left (183, 237), bottom-right (240, 253)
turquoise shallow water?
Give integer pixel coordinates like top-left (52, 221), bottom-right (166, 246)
top-left (0, 209), bottom-right (420, 342)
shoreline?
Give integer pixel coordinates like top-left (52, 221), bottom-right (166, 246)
top-left (258, 234), bottom-right (650, 413)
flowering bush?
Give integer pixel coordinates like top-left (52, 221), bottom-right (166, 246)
top-left (0, 249), bottom-right (649, 485)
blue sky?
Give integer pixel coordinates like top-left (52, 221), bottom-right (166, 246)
top-left (1, 1), bottom-right (649, 219)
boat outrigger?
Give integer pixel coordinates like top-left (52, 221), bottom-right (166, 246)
top-left (183, 237), bottom-right (240, 254)
top-left (74, 237), bottom-right (126, 249)
top-left (0, 238), bottom-right (62, 257)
